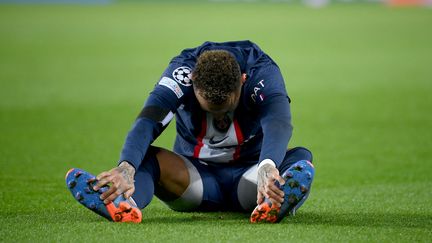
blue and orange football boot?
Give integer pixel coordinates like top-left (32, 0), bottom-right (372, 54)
top-left (65, 168), bottom-right (142, 223)
top-left (250, 160), bottom-right (314, 223)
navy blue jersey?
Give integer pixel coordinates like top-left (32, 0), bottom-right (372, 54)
top-left (120, 40), bottom-right (293, 169)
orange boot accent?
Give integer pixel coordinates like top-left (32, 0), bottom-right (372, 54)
top-left (250, 202), bottom-right (281, 223)
top-left (106, 201), bottom-right (142, 223)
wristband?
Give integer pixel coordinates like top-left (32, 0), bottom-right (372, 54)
top-left (258, 159), bottom-right (276, 169)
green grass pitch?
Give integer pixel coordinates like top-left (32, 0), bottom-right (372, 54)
top-left (0, 2), bottom-right (431, 242)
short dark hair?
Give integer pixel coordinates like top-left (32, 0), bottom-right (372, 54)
top-left (192, 50), bottom-right (241, 105)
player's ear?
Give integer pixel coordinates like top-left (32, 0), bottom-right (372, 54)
top-left (241, 73), bottom-right (246, 84)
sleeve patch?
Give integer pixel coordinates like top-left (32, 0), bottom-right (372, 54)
top-left (158, 77), bottom-right (184, 98)
top-left (172, 66), bottom-right (192, 86)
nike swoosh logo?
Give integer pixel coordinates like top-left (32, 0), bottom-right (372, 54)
top-left (208, 136), bottom-right (229, 145)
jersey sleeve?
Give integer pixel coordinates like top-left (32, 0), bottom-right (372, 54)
top-left (246, 64), bottom-right (293, 168)
top-left (119, 62), bottom-right (194, 169)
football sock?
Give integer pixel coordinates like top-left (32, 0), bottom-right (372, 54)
top-left (132, 148), bottom-right (161, 209)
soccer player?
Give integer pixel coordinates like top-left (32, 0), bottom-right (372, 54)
top-left (66, 40), bottom-right (315, 223)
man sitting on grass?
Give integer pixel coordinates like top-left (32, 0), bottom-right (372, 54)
top-left (66, 40), bottom-right (315, 223)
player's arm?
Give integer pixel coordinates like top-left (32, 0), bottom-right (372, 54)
top-left (118, 92), bottom-right (178, 170)
top-left (251, 65), bottom-right (293, 207)
top-left (94, 92), bottom-right (177, 203)
top-left (256, 94), bottom-right (292, 207)
top-left (94, 64), bottom-right (192, 203)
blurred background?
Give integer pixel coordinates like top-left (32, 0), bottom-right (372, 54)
top-left (0, 0), bottom-right (431, 241)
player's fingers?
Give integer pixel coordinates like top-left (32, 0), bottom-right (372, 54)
top-left (266, 183), bottom-right (284, 203)
top-left (94, 172), bottom-right (112, 190)
top-left (267, 182), bottom-right (284, 198)
top-left (262, 189), bottom-right (269, 199)
top-left (265, 183), bottom-right (283, 206)
top-left (100, 185), bottom-right (117, 201)
top-left (258, 185), bottom-right (270, 199)
top-left (124, 187), bottom-right (135, 199)
top-left (269, 197), bottom-right (281, 208)
top-left (104, 189), bottom-right (122, 204)
top-left (257, 190), bottom-right (264, 204)
top-left (113, 181), bottom-right (131, 197)
top-left (96, 171), bottom-right (111, 181)
top-left (273, 173), bottom-right (285, 186)
top-left (94, 175), bottom-right (114, 190)
top-left (112, 179), bottom-right (123, 190)
top-left (267, 190), bottom-right (283, 203)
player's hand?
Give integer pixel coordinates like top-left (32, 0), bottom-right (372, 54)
top-left (257, 164), bottom-right (285, 207)
top-left (93, 161), bottom-right (136, 204)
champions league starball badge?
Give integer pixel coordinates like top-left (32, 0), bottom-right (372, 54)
top-left (172, 67), bottom-right (192, 86)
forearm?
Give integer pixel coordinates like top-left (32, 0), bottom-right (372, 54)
top-left (119, 89), bottom-right (178, 169)
top-left (259, 119), bottom-right (292, 167)
top-left (119, 118), bottom-right (159, 169)
top-left (258, 95), bottom-right (293, 167)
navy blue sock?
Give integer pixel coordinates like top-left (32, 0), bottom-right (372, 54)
top-left (132, 147), bottom-right (161, 209)
top-left (278, 147), bottom-right (313, 174)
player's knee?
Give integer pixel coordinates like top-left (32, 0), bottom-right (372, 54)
top-left (237, 165), bottom-right (258, 212)
top-left (160, 158), bottom-right (204, 212)
top-left (155, 148), bottom-right (190, 196)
